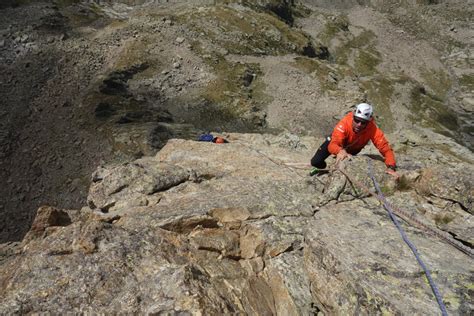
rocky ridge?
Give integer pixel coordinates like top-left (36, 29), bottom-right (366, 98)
top-left (1, 129), bottom-right (472, 314)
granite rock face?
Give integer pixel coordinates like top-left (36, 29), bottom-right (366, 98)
top-left (0, 132), bottom-right (472, 314)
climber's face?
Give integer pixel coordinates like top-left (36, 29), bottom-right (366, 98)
top-left (352, 116), bottom-right (368, 133)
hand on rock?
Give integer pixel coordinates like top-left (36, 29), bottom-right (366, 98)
top-left (385, 168), bottom-right (400, 180)
top-left (335, 149), bottom-right (351, 165)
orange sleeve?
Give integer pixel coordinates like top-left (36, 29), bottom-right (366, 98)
top-left (328, 115), bottom-right (349, 155)
top-left (372, 127), bottom-right (396, 167)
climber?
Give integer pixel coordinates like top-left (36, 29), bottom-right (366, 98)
top-left (310, 103), bottom-right (399, 178)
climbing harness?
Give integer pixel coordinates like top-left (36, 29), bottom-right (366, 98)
top-left (367, 158), bottom-right (448, 316)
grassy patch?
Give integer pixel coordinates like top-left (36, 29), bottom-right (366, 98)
top-left (396, 175), bottom-right (412, 191)
top-left (318, 14), bottom-right (349, 46)
top-left (344, 29), bottom-right (377, 49)
top-left (176, 6), bottom-right (298, 125)
top-left (420, 68), bottom-right (451, 98)
top-left (333, 30), bottom-right (378, 66)
top-left (409, 86), bottom-right (459, 135)
top-left (459, 74), bottom-right (474, 91)
top-left (113, 36), bottom-right (161, 77)
top-left (432, 144), bottom-right (474, 164)
top-left (360, 78), bottom-right (395, 132)
top-left (290, 56), bottom-right (343, 91)
top-left (201, 59), bottom-right (266, 117)
top-left (179, 5), bottom-right (311, 56)
top-left (291, 56), bottom-right (320, 74)
top-left (321, 27), bottom-right (381, 78)
top-left (434, 213), bottom-right (455, 225)
top-left (48, 1), bottom-right (119, 29)
top-left (393, 73), bottom-right (468, 148)
top-left (354, 50), bottom-right (381, 77)
top-left (251, 69), bottom-right (273, 109)
top-left (380, 185), bottom-right (395, 196)
top-left (292, 2), bottom-right (313, 18)
top-left (63, 6), bottom-right (105, 28)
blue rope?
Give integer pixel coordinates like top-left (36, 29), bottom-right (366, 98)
top-left (367, 159), bottom-right (448, 316)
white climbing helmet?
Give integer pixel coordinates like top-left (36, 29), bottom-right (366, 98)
top-left (354, 103), bottom-right (373, 121)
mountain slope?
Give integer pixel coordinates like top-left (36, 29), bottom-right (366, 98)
top-left (0, 1), bottom-right (473, 313)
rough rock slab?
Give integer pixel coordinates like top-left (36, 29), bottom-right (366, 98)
top-left (304, 201), bottom-right (473, 315)
top-left (0, 135), bottom-right (472, 314)
top-left (0, 137), bottom-right (317, 314)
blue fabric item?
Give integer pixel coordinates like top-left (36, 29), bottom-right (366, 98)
top-left (198, 133), bottom-right (214, 142)
top-left (367, 158), bottom-right (448, 316)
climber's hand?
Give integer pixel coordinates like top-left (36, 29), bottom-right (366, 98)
top-left (335, 149), bottom-right (351, 165)
top-left (385, 168), bottom-right (400, 180)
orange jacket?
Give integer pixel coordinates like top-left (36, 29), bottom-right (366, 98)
top-left (328, 112), bottom-right (396, 167)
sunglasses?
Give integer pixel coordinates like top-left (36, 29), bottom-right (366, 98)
top-left (353, 117), bottom-right (369, 125)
